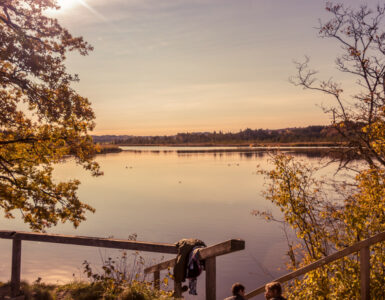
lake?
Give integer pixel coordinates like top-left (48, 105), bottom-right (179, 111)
top-left (0, 147), bottom-right (338, 299)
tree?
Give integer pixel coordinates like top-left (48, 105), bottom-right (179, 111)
top-left (291, 3), bottom-right (385, 170)
top-left (0, 0), bottom-right (101, 231)
top-left (255, 3), bottom-right (385, 298)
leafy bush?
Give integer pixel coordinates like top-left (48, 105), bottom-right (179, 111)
top-left (256, 154), bottom-right (385, 299)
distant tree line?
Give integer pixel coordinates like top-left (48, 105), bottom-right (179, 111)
top-left (92, 125), bottom-right (342, 145)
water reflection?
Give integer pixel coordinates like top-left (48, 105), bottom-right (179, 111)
top-left (121, 146), bottom-right (339, 160)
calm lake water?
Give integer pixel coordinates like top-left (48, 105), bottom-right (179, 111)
top-left (0, 147), bottom-right (337, 299)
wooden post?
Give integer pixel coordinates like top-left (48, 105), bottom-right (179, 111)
top-left (11, 239), bottom-right (22, 297)
top-left (173, 280), bottom-right (182, 298)
top-left (360, 246), bottom-right (370, 300)
top-left (154, 271), bottom-right (160, 290)
top-left (206, 257), bottom-right (216, 300)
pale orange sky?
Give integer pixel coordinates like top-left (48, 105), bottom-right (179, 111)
top-left (51, 0), bottom-right (376, 135)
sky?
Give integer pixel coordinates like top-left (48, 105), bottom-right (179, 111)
top-left (50, 0), bottom-right (380, 135)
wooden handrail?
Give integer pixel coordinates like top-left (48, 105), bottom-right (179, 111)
top-left (145, 257), bottom-right (176, 274)
top-left (245, 231), bottom-right (385, 299)
top-left (0, 230), bottom-right (179, 297)
top-left (0, 230), bottom-right (178, 254)
top-left (144, 239), bottom-right (245, 273)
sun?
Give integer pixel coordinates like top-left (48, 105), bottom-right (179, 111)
top-left (56, 0), bottom-right (80, 11)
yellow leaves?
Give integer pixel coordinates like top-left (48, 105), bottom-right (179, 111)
top-left (257, 152), bottom-right (385, 299)
top-left (163, 277), bottom-right (168, 286)
top-left (349, 47), bottom-right (361, 57)
top-left (0, 61), bottom-right (14, 72)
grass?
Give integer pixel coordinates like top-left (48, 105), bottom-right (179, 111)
top-left (0, 280), bottom-right (173, 300)
top-left (0, 242), bottom-right (173, 299)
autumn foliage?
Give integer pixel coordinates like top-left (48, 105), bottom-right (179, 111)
top-left (255, 155), bottom-right (385, 298)
top-left (0, 0), bottom-right (101, 230)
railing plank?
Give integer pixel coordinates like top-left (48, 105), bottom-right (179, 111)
top-left (200, 239), bottom-right (244, 260)
top-left (246, 231), bottom-right (385, 299)
top-left (145, 258), bottom-right (177, 274)
top-left (0, 230), bottom-right (177, 254)
top-left (144, 239), bottom-right (245, 274)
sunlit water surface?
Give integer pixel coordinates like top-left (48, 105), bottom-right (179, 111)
top-left (0, 147), bottom-right (339, 299)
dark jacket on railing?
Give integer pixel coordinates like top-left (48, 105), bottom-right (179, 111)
top-left (174, 238), bottom-right (206, 282)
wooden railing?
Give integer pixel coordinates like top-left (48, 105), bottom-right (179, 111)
top-left (245, 231), bottom-right (385, 300)
top-left (0, 230), bottom-right (245, 300)
top-left (144, 239), bottom-right (245, 300)
top-left (0, 230), bottom-right (178, 298)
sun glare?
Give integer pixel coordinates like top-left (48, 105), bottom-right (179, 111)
top-left (56, 0), bottom-right (80, 11)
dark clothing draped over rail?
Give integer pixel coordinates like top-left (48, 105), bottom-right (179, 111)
top-left (173, 238), bottom-right (206, 283)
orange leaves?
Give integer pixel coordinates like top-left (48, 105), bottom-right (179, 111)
top-left (349, 47), bottom-right (361, 57)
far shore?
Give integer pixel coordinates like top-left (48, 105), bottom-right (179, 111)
top-left (115, 141), bottom-right (343, 147)
top-left (95, 142), bottom-right (345, 155)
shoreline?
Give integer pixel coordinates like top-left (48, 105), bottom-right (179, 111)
top-left (96, 142), bottom-right (345, 155)
top-left (115, 142), bottom-right (342, 147)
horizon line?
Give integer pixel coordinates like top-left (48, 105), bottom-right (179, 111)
top-left (91, 124), bottom-right (332, 136)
